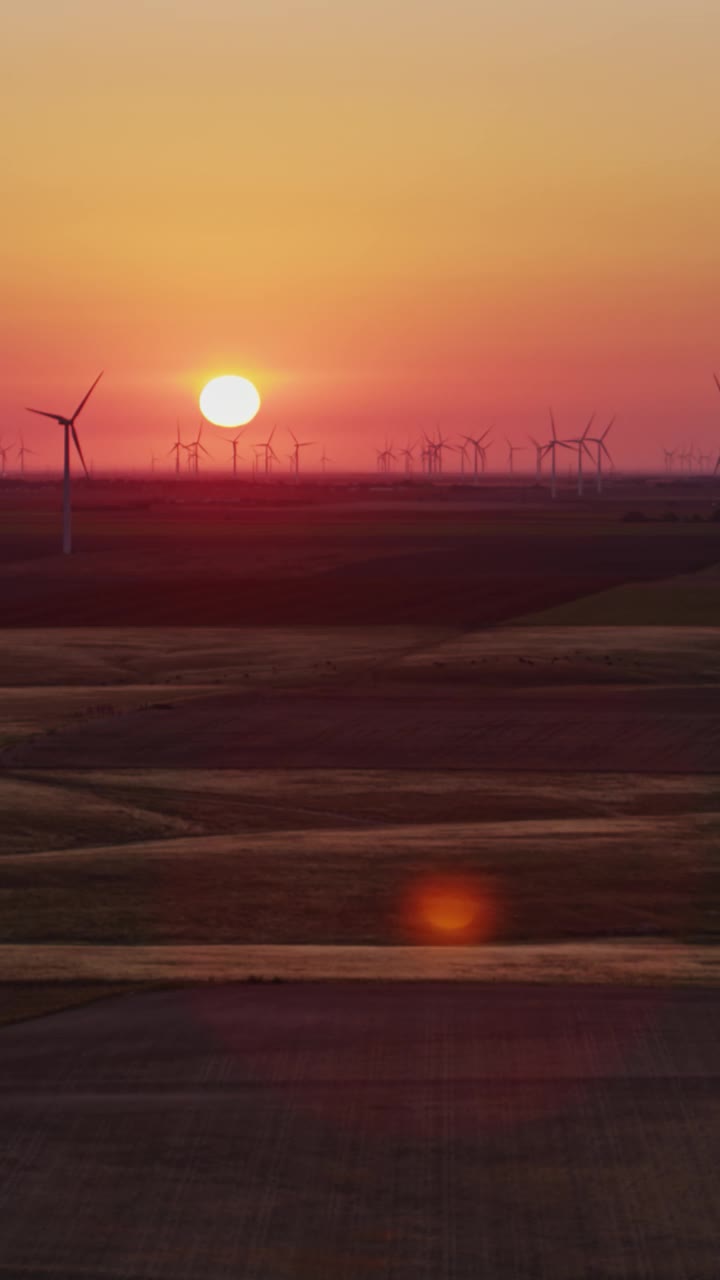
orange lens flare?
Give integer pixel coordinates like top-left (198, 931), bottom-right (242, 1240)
top-left (401, 875), bottom-right (498, 945)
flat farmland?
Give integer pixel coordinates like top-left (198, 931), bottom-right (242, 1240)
top-left (1, 487), bottom-right (719, 626)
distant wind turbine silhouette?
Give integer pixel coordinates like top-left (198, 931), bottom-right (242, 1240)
top-left (187, 421), bottom-right (212, 474)
top-left (26, 371), bottom-right (102, 553)
top-left (288, 429), bottom-right (315, 480)
top-left (586, 417), bottom-right (615, 494)
top-left (17, 435), bottom-right (36, 475)
top-left (504, 438), bottom-right (527, 476)
top-left (258, 425), bottom-right (279, 475)
top-left (565, 414), bottom-right (596, 497)
top-left (462, 430), bottom-right (492, 483)
top-left (226, 428), bottom-right (247, 477)
top-left (543, 410), bottom-right (572, 500)
top-left (167, 421), bottom-right (186, 476)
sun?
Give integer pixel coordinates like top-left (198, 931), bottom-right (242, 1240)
top-left (199, 375), bottom-right (261, 428)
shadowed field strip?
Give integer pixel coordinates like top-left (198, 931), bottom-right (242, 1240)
top-left (519, 560), bottom-right (720, 626)
top-left (7, 684), bottom-right (720, 771)
top-left (0, 942), bottom-right (717, 984)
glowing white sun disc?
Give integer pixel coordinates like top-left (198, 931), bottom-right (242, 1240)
top-left (199, 376), bottom-right (261, 428)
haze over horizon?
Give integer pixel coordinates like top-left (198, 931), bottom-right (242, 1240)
top-left (3, 0), bottom-right (720, 470)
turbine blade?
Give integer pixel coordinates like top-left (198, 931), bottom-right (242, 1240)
top-left (71, 425), bottom-right (89, 477)
top-left (26, 408), bottom-right (63, 422)
top-left (583, 413), bottom-right (596, 438)
top-left (71, 371), bottom-right (104, 422)
top-left (549, 409), bottom-right (557, 439)
top-left (714, 373), bottom-right (720, 395)
top-left (602, 416), bottom-right (616, 439)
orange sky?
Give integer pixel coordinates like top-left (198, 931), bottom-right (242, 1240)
top-left (3, 1), bottom-right (720, 471)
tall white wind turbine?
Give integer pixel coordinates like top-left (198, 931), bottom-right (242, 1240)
top-left (26, 371), bottom-right (102, 554)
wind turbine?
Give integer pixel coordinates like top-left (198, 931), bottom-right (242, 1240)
top-left (398, 441), bottom-right (418, 474)
top-left (187, 421), bottom-right (213, 474)
top-left (167, 421), bottom-right (186, 477)
top-left (320, 448), bottom-right (332, 474)
top-left (377, 441), bottom-right (396, 474)
top-left (543, 410), bottom-right (572, 499)
top-left (16, 435), bottom-right (36, 475)
top-left (26, 371), bottom-right (102, 554)
top-left (288, 429), bottom-right (315, 479)
top-left (462, 430), bottom-right (492, 483)
top-left (662, 447), bottom-right (676, 474)
top-left (258, 425), bottom-right (279, 475)
top-left (423, 430), bottom-right (452, 476)
top-left (528, 435), bottom-right (548, 481)
top-left (504, 438), bottom-right (527, 476)
top-left (565, 413), bottom-right (596, 497)
top-left (0, 441), bottom-right (11, 476)
top-left (226, 428), bottom-right (247, 477)
top-left (585, 417), bottom-right (615, 494)
top-left (434, 432), bottom-right (453, 474)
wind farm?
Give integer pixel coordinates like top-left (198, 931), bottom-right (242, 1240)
top-left (3, 0), bottom-right (720, 1273)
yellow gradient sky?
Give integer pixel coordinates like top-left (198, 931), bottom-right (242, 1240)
top-left (3, 1), bottom-right (720, 468)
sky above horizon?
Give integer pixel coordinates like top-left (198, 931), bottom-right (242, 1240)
top-left (2, 0), bottom-right (720, 471)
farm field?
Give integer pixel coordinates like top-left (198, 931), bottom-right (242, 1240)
top-left (0, 489), bottom-right (718, 999)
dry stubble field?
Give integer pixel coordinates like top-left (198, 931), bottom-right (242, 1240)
top-left (0, 492), bottom-right (719, 1007)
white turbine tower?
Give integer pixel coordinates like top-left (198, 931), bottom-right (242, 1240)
top-left (26, 372), bottom-right (102, 554)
